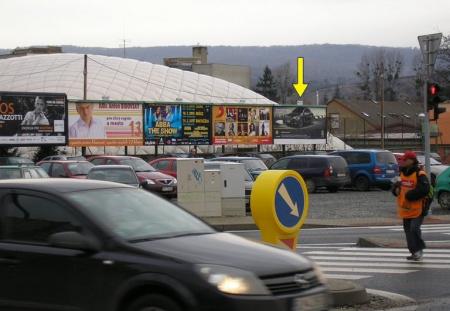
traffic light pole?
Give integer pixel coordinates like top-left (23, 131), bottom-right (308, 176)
top-left (424, 81), bottom-right (432, 216)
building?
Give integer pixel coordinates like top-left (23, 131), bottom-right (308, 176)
top-left (327, 98), bottom-right (450, 163)
top-left (164, 46), bottom-right (251, 89)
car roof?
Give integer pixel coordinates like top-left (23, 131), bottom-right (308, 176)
top-left (89, 165), bottom-right (134, 170)
top-left (212, 156), bottom-right (260, 160)
top-left (0, 178), bottom-right (130, 193)
top-left (38, 160), bottom-right (91, 164)
top-left (149, 157), bottom-right (175, 162)
top-left (89, 155), bottom-right (140, 159)
top-left (281, 155), bottom-right (341, 158)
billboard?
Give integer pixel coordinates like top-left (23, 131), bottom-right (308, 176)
top-left (68, 101), bottom-right (143, 147)
top-left (143, 103), bottom-right (212, 145)
top-left (212, 105), bottom-right (272, 145)
top-left (0, 92), bottom-right (67, 146)
top-left (273, 105), bottom-right (327, 144)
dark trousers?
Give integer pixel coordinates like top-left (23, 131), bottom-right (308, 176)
top-left (403, 216), bottom-right (426, 254)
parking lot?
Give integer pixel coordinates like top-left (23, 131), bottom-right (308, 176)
top-left (306, 188), bottom-right (449, 219)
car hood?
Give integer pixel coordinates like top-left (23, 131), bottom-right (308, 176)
top-left (132, 232), bottom-right (311, 275)
top-left (135, 171), bottom-right (173, 180)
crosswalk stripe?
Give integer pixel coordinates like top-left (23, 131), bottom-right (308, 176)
top-left (307, 255), bottom-right (450, 264)
top-left (322, 267), bottom-right (417, 273)
top-left (304, 250), bottom-right (450, 257)
top-left (313, 260), bottom-right (450, 269)
top-left (323, 274), bottom-right (371, 280)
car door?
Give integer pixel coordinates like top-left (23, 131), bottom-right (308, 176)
top-left (0, 190), bottom-right (106, 310)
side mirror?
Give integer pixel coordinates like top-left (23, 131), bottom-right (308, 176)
top-left (48, 231), bottom-right (100, 251)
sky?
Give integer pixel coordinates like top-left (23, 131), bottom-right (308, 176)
top-left (2, 0), bottom-right (450, 50)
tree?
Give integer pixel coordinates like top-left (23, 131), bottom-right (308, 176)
top-left (356, 48), bottom-right (404, 101)
top-left (412, 53), bottom-right (427, 102)
top-left (0, 147), bottom-right (21, 157)
top-left (333, 85), bottom-right (342, 99)
top-left (254, 65), bottom-right (279, 102)
top-left (273, 62), bottom-right (294, 104)
top-left (322, 92), bottom-right (329, 105)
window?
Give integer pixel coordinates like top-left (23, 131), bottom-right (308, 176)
top-left (1, 194), bottom-right (83, 244)
top-left (157, 160), bottom-right (170, 170)
top-left (290, 158), bottom-right (309, 169)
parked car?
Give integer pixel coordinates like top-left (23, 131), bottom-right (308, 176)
top-left (269, 155), bottom-right (351, 193)
top-left (148, 157), bottom-right (178, 177)
top-left (36, 160), bottom-right (94, 179)
top-left (416, 155), bottom-right (448, 186)
top-left (87, 155), bottom-right (177, 198)
top-left (0, 165), bottom-right (49, 179)
top-left (204, 161), bottom-right (255, 213)
top-left (209, 156), bottom-right (268, 179)
top-left (0, 179), bottom-right (330, 311)
top-left (434, 166), bottom-right (450, 209)
top-left (0, 157), bottom-right (34, 165)
top-left (245, 153), bottom-right (276, 166)
top-left (329, 149), bottom-right (398, 191)
top-left (86, 165), bottom-right (145, 188)
top-left (413, 151), bottom-right (442, 163)
top-left (283, 107), bottom-right (314, 128)
top-left (40, 155), bottom-right (87, 161)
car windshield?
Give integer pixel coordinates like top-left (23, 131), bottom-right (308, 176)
top-left (375, 152), bottom-right (397, 165)
top-left (119, 158), bottom-right (157, 172)
top-left (417, 155), bottom-right (441, 165)
top-left (67, 162), bottom-right (94, 175)
top-left (243, 159), bottom-right (268, 171)
top-left (0, 168), bottom-right (22, 179)
top-left (69, 188), bottom-right (214, 241)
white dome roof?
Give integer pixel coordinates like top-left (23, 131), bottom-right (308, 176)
top-left (0, 53), bottom-right (276, 104)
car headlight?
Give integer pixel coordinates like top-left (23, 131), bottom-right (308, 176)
top-left (173, 178), bottom-right (177, 184)
top-left (311, 261), bottom-right (328, 285)
top-left (146, 179), bottom-right (156, 184)
top-left (195, 264), bottom-right (270, 295)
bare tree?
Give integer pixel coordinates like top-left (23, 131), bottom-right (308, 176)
top-left (356, 48), bottom-right (404, 101)
top-left (273, 62), bottom-right (295, 105)
top-left (412, 53), bottom-right (427, 101)
top-left (435, 34), bottom-right (450, 85)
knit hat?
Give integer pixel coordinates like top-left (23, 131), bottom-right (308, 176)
top-left (401, 151), bottom-right (417, 161)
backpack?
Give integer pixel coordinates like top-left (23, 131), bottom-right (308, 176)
top-left (417, 170), bottom-right (434, 216)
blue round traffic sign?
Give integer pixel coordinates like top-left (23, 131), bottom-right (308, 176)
top-left (274, 176), bottom-right (306, 229)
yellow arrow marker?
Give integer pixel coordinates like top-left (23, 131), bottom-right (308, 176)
top-left (293, 57), bottom-right (308, 97)
top-left (278, 183), bottom-right (299, 217)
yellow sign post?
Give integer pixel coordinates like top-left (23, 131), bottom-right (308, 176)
top-left (251, 170), bottom-right (308, 250)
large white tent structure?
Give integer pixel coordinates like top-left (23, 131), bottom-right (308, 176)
top-left (0, 53), bottom-right (349, 157)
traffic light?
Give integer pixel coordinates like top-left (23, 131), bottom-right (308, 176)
top-left (427, 82), bottom-right (447, 120)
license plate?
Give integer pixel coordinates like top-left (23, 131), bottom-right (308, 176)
top-left (337, 173), bottom-right (346, 177)
top-left (162, 187), bottom-right (173, 191)
top-left (291, 293), bottom-right (328, 311)
top-left (386, 169), bottom-right (395, 174)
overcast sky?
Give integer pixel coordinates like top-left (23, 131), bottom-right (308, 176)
top-left (2, 0), bottom-right (450, 50)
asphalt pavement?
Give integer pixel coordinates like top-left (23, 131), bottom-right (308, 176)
top-left (201, 209), bottom-right (450, 310)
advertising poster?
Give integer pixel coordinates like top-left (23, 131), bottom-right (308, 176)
top-left (212, 105), bottom-right (272, 145)
top-left (143, 103), bottom-right (211, 145)
top-left (273, 105), bottom-right (327, 144)
top-left (0, 92), bottom-right (67, 146)
top-left (68, 101), bottom-right (143, 147)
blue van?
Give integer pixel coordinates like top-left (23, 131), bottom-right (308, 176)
top-left (329, 149), bottom-right (398, 191)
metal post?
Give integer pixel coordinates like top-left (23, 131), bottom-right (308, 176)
top-left (381, 70), bottom-right (385, 149)
top-left (82, 55), bottom-right (87, 156)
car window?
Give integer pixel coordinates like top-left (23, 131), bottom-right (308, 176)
top-left (309, 157), bottom-right (325, 168)
top-left (36, 167), bottom-right (50, 178)
top-left (156, 160), bottom-right (170, 171)
top-left (119, 159), bottom-right (157, 172)
top-left (38, 162), bottom-right (51, 173)
top-left (328, 157), bottom-right (348, 169)
top-left (375, 152), bottom-right (397, 164)
top-left (271, 158), bottom-right (290, 169)
top-left (355, 153), bottom-right (371, 164)
top-left (1, 193), bottom-right (83, 244)
top-left (67, 162), bottom-right (94, 175)
top-left (242, 159), bottom-right (267, 171)
top-left (290, 158), bottom-right (308, 168)
top-left (51, 163), bottom-right (66, 177)
top-left (23, 169), bottom-right (36, 178)
top-left (90, 158), bottom-right (105, 165)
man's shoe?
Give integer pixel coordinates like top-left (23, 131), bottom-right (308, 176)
top-left (413, 251), bottom-right (423, 261)
top-left (406, 254), bottom-right (414, 260)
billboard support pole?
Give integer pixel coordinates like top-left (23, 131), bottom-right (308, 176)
top-left (82, 55), bottom-right (87, 156)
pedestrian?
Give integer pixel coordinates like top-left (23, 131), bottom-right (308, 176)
top-left (187, 148), bottom-right (196, 158)
top-left (391, 151), bottom-right (431, 261)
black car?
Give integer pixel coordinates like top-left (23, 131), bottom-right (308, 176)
top-left (283, 107), bottom-right (314, 128)
top-left (269, 155), bottom-right (351, 193)
top-left (0, 179), bottom-right (330, 311)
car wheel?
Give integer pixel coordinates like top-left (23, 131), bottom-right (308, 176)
top-left (355, 175), bottom-right (370, 191)
top-left (439, 191), bottom-right (450, 210)
top-left (326, 185), bottom-right (339, 193)
top-left (305, 178), bottom-right (316, 193)
top-left (126, 294), bottom-right (182, 311)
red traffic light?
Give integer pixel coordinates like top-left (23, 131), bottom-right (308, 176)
top-left (430, 84), bottom-right (438, 95)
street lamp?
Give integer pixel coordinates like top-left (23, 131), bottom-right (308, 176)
top-left (361, 112), bottom-right (369, 148)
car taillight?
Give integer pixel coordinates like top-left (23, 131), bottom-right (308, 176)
top-left (324, 169), bottom-right (330, 178)
top-left (374, 166), bottom-right (381, 174)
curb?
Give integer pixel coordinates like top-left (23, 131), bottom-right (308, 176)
top-left (328, 279), bottom-right (368, 307)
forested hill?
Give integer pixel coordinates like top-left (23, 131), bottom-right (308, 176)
top-left (0, 44), bottom-right (420, 87)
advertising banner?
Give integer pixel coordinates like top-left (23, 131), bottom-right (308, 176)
top-left (143, 103), bottom-right (211, 145)
top-left (273, 105), bottom-right (327, 144)
top-left (212, 105), bottom-right (272, 145)
top-left (68, 101), bottom-right (143, 147)
top-left (0, 92), bottom-right (67, 146)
